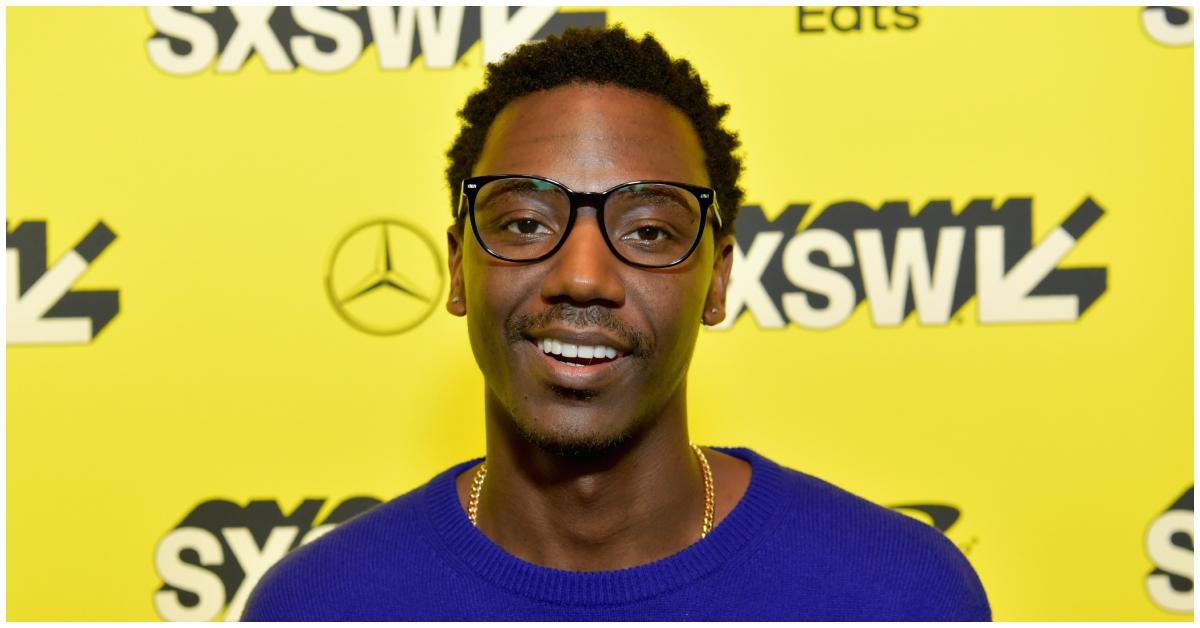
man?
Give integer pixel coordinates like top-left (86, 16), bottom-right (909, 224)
top-left (242, 26), bottom-right (990, 621)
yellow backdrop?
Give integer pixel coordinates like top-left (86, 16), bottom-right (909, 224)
top-left (6, 5), bottom-right (1193, 621)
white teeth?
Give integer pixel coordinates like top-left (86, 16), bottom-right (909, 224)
top-left (536, 338), bottom-right (620, 360)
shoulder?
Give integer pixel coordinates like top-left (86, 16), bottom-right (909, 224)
top-left (750, 450), bottom-right (992, 621)
top-left (239, 474), bottom-right (440, 621)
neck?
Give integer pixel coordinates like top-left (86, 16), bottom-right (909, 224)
top-left (469, 387), bottom-right (708, 572)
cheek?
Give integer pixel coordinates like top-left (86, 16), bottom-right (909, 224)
top-left (461, 251), bottom-right (512, 370)
top-left (462, 249), bottom-right (539, 358)
top-left (462, 235), bottom-right (510, 317)
top-left (463, 260), bottom-right (496, 314)
top-left (636, 271), bottom-right (710, 348)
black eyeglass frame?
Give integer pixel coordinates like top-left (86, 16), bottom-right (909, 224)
top-left (455, 174), bottom-right (723, 269)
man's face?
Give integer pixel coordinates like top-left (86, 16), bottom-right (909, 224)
top-left (446, 82), bottom-right (734, 457)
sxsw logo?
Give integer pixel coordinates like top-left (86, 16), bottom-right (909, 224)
top-left (715, 197), bottom-right (1107, 330)
top-left (1141, 6), bottom-right (1193, 47)
top-left (147, 6), bottom-right (606, 76)
top-left (154, 497), bottom-right (381, 621)
top-left (7, 220), bottom-right (119, 345)
top-left (1146, 485), bottom-right (1193, 614)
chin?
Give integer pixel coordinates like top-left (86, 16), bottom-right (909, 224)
top-left (508, 406), bottom-right (645, 460)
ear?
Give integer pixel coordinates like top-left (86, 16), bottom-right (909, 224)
top-left (702, 233), bottom-right (736, 326)
top-left (446, 223), bottom-right (466, 317)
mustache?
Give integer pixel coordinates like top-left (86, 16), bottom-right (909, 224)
top-left (507, 303), bottom-right (652, 358)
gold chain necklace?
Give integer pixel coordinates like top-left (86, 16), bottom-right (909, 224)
top-left (468, 443), bottom-right (715, 539)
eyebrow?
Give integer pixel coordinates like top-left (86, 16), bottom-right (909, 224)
top-left (475, 179), bottom-right (566, 212)
top-left (484, 178), bottom-right (561, 196)
top-left (617, 184), bottom-right (698, 211)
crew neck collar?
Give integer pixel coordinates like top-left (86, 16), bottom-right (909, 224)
top-left (422, 446), bottom-right (786, 606)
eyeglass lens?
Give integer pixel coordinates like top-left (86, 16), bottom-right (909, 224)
top-left (472, 177), bottom-right (703, 266)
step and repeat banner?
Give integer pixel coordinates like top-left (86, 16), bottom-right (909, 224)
top-left (6, 5), bottom-right (1193, 621)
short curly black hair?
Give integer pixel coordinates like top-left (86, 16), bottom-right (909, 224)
top-left (445, 25), bottom-right (745, 237)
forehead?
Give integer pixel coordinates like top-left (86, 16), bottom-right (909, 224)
top-left (471, 82), bottom-right (709, 192)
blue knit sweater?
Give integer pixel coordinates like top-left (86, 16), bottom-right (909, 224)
top-left (241, 447), bottom-right (991, 621)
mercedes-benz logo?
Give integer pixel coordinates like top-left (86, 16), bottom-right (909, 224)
top-left (325, 218), bottom-right (444, 335)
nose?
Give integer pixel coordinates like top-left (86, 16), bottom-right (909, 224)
top-left (540, 207), bottom-right (626, 307)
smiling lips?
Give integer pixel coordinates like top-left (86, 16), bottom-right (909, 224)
top-left (536, 337), bottom-right (620, 366)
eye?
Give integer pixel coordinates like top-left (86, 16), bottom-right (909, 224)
top-left (505, 218), bottom-right (551, 236)
top-left (625, 225), bottom-right (673, 242)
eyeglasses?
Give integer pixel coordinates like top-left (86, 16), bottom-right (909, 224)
top-left (455, 175), bottom-right (722, 269)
